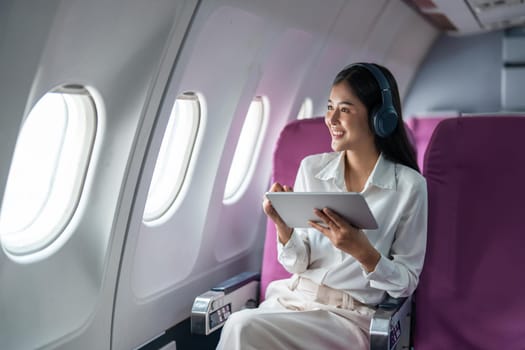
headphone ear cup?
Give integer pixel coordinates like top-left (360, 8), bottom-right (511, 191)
top-left (373, 105), bottom-right (398, 138)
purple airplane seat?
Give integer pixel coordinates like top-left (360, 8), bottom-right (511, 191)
top-left (414, 116), bottom-right (525, 349)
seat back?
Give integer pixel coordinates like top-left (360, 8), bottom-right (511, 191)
top-left (260, 117), bottom-right (331, 299)
top-left (414, 116), bottom-right (525, 349)
top-left (406, 116), bottom-right (450, 171)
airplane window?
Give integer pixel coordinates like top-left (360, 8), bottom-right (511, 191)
top-left (0, 87), bottom-right (97, 256)
top-left (223, 96), bottom-right (268, 204)
top-left (297, 97), bottom-right (313, 119)
top-left (143, 92), bottom-right (201, 223)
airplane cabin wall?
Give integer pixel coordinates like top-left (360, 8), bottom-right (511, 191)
top-left (403, 30), bottom-right (505, 117)
top-left (0, 0), bottom-right (199, 349)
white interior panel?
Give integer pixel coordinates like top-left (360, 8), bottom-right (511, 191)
top-left (214, 27), bottom-right (316, 261)
top-left (432, 0), bottom-right (481, 34)
top-left (503, 29), bottom-right (525, 63)
top-left (502, 67), bottom-right (525, 110)
top-left (131, 5), bottom-right (268, 298)
top-left (382, 5), bottom-right (439, 98)
top-left (300, 0), bottom-right (389, 116)
top-left (360, 0), bottom-right (412, 63)
top-left (113, 3), bottom-right (273, 349)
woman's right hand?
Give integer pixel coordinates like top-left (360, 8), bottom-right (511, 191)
top-left (263, 182), bottom-right (294, 244)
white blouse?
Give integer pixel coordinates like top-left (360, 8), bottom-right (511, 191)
top-left (277, 152), bottom-right (428, 305)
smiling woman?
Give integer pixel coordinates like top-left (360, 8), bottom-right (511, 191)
top-left (219, 63), bottom-right (427, 350)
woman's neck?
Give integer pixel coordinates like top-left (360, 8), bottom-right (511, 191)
top-left (343, 148), bottom-right (380, 193)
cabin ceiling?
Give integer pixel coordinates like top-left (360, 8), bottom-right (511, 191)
top-left (404, 0), bottom-right (525, 34)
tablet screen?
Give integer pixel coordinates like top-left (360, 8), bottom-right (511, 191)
top-left (265, 192), bottom-right (378, 229)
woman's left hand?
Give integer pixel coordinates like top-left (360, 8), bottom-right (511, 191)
top-left (309, 208), bottom-right (381, 273)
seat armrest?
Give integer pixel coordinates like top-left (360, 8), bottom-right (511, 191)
top-left (191, 272), bottom-right (260, 335)
top-left (370, 296), bottom-right (412, 350)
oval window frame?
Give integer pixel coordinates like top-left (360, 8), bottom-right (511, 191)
top-left (223, 96), bottom-right (269, 204)
top-left (0, 85), bottom-right (98, 259)
top-left (143, 92), bottom-right (202, 225)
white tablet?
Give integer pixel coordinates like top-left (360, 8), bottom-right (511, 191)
top-left (265, 192), bottom-right (378, 229)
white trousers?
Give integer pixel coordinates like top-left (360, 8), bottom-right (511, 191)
top-left (216, 276), bottom-right (375, 350)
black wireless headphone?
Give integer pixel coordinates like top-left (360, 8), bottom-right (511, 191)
top-left (349, 63), bottom-right (398, 138)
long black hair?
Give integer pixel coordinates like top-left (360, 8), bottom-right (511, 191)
top-left (332, 63), bottom-right (419, 172)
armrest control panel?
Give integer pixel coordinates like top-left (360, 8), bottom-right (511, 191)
top-left (191, 272), bottom-right (260, 335)
top-left (370, 296), bottom-right (412, 350)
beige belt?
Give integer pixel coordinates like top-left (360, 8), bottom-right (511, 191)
top-left (290, 276), bottom-right (367, 310)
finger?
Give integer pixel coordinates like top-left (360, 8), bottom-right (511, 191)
top-left (262, 198), bottom-right (276, 215)
top-left (309, 220), bottom-right (329, 234)
top-left (313, 209), bottom-right (340, 234)
top-left (262, 197), bottom-right (272, 212)
top-left (262, 196), bottom-right (288, 224)
top-left (264, 202), bottom-right (286, 225)
top-left (322, 208), bottom-right (342, 228)
top-left (282, 185), bottom-right (294, 192)
top-left (313, 208), bottom-right (332, 226)
top-left (269, 182), bottom-right (284, 192)
top-left (264, 183), bottom-right (283, 204)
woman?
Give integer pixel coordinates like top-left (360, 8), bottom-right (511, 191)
top-left (217, 63), bottom-right (427, 350)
